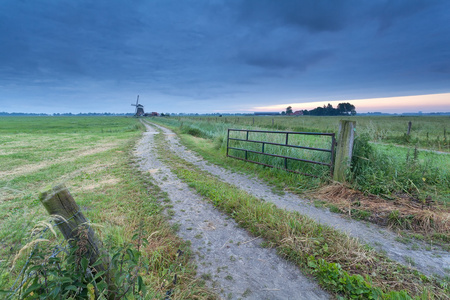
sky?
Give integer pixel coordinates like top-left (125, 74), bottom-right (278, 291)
top-left (1, 0), bottom-right (449, 114)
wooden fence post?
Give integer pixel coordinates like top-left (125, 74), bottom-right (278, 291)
top-left (407, 121), bottom-right (412, 135)
top-left (333, 120), bottom-right (356, 182)
top-left (40, 184), bottom-right (115, 294)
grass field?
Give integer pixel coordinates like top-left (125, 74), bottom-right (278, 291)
top-left (0, 115), bottom-right (448, 298)
top-left (179, 115), bottom-right (450, 152)
top-left (151, 116), bottom-right (450, 245)
top-left (155, 115), bottom-right (450, 200)
top-left (0, 116), bottom-right (213, 299)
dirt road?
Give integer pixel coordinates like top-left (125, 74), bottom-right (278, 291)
top-left (134, 123), bottom-right (329, 299)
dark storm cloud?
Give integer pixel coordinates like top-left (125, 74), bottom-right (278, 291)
top-left (0, 0), bottom-right (145, 81)
top-left (232, 0), bottom-right (350, 32)
top-left (368, 0), bottom-right (441, 32)
top-left (241, 48), bottom-right (332, 71)
top-left (0, 0), bottom-right (449, 113)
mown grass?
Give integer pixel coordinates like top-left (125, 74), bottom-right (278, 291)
top-left (151, 124), bottom-right (449, 299)
top-left (0, 116), bottom-right (214, 298)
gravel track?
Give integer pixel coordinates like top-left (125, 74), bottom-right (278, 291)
top-left (134, 124), bottom-right (329, 299)
top-left (146, 121), bottom-right (450, 279)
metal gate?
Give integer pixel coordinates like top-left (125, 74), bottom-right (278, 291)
top-left (226, 129), bottom-right (336, 177)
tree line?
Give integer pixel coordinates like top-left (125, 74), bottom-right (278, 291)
top-left (283, 102), bottom-right (356, 116)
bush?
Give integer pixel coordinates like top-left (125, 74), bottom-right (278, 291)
top-left (3, 226), bottom-right (149, 299)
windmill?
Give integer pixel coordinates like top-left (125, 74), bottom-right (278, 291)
top-left (131, 95), bottom-right (144, 116)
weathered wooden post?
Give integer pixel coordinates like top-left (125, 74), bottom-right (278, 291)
top-left (333, 120), bottom-right (356, 182)
top-left (407, 121), bottom-right (412, 135)
top-left (40, 185), bottom-right (103, 264)
top-left (40, 184), bottom-right (116, 296)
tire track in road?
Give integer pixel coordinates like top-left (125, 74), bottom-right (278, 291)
top-left (135, 123), bottom-right (329, 300)
top-left (147, 121), bottom-right (450, 279)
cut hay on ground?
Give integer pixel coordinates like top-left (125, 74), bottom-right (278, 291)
top-left (313, 183), bottom-right (450, 235)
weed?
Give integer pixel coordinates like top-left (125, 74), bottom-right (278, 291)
top-left (388, 210), bottom-right (413, 230)
top-left (410, 244), bottom-right (420, 251)
top-left (350, 209), bottom-right (371, 220)
top-left (242, 288), bottom-right (252, 297)
top-left (404, 256), bottom-right (416, 266)
top-left (328, 205), bottom-right (341, 213)
top-left (395, 236), bottom-right (412, 244)
top-left (314, 200), bottom-right (326, 208)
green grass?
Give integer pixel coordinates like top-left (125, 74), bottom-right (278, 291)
top-left (149, 117), bottom-right (449, 253)
top-left (152, 116), bottom-right (450, 206)
top-left (174, 115), bottom-right (450, 152)
top-left (227, 129), bottom-right (333, 177)
top-left (0, 116), bottom-right (142, 134)
top-left (0, 116), bottom-right (214, 299)
top-left (352, 135), bottom-right (450, 207)
top-left (152, 123), bottom-right (448, 299)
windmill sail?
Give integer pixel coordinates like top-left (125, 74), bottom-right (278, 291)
top-left (131, 95), bottom-right (144, 116)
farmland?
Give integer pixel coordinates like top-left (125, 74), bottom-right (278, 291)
top-left (0, 115), bottom-right (449, 299)
top-left (152, 116), bottom-right (449, 248)
top-left (156, 115), bottom-right (450, 200)
top-left (0, 116), bottom-right (211, 299)
top-left (178, 115), bottom-right (450, 153)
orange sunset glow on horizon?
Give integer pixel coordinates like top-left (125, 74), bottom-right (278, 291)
top-left (252, 93), bottom-right (450, 114)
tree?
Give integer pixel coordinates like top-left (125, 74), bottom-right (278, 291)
top-left (281, 111), bottom-right (286, 115)
top-left (286, 106), bottom-right (293, 115)
top-left (337, 103), bottom-right (355, 115)
top-left (325, 103), bottom-right (335, 115)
